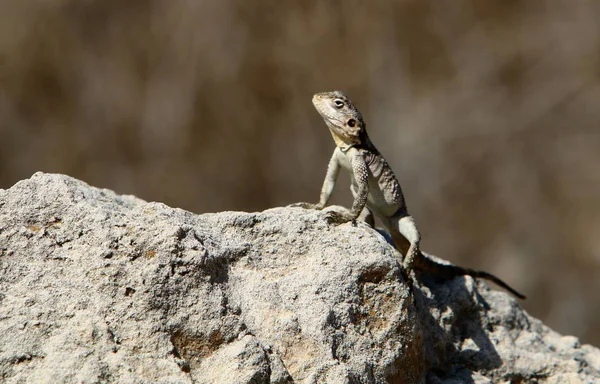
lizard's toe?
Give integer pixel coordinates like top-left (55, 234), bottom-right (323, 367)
top-left (288, 202), bottom-right (319, 209)
top-left (323, 210), bottom-right (354, 225)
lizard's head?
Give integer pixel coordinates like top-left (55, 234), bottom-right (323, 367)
top-left (312, 91), bottom-right (365, 148)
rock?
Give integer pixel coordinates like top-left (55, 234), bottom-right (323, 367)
top-left (0, 172), bottom-right (598, 383)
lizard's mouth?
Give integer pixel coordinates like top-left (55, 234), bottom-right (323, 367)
top-left (319, 111), bottom-right (345, 130)
top-left (319, 113), bottom-right (348, 137)
top-left (312, 101), bottom-right (345, 129)
top-left (312, 93), bottom-right (360, 145)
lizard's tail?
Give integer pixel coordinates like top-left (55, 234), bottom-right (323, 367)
top-left (385, 215), bottom-right (526, 299)
top-left (414, 253), bottom-right (527, 300)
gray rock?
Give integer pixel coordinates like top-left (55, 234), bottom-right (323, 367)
top-left (0, 172), bottom-right (598, 383)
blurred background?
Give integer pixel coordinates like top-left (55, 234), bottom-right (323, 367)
top-left (0, 0), bottom-right (599, 345)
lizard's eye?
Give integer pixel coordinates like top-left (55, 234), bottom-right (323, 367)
top-left (334, 99), bottom-right (344, 108)
top-left (347, 119), bottom-right (356, 127)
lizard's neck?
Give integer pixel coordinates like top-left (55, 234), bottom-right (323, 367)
top-left (329, 130), bottom-right (355, 151)
top-left (329, 128), bottom-right (377, 152)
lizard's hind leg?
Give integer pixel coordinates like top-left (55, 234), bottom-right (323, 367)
top-left (391, 211), bottom-right (421, 271)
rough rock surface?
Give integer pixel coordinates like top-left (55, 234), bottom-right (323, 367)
top-left (0, 173), bottom-right (598, 384)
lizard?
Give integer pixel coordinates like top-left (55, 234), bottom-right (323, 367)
top-left (291, 90), bottom-right (526, 299)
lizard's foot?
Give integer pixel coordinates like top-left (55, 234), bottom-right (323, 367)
top-left (323, 208), bottom-right (356, 226)
top-left (287, 202), bottom-right (323, 210)
top-left (402, 250), bottom-right (417, 271)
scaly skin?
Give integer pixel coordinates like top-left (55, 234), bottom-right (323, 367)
top-left (292, 91), bottom-right (526, 299)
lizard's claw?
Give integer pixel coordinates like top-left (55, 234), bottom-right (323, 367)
top-left (287, 202), bottom-right (323, 210)
top-left (323, 209), bottom-right (356, 226)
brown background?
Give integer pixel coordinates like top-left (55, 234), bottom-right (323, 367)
top-left (1, 1), bottom-right (599, 345)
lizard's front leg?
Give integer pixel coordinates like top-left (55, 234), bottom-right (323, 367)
top-left (351, 184), bottom-right (375, 227)
top-left (324, 152), bottom-right (369, 225)
top-left (288, 151), bottom-right (340, 210)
